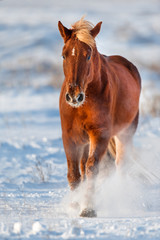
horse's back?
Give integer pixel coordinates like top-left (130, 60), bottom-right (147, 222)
top-left (108, 55), bottom-right (141, 88)
top-left (103, 55), bottom-right (141, 130)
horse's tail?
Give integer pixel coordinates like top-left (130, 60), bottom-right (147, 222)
top-left (108, 137), bottom-right (116, 160)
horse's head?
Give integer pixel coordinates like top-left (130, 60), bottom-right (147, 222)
top-left (58, 18), bottom-right (102, 108)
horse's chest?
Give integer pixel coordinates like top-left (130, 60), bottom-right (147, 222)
top-left (66, 108), bottom-right (107, 143)
top-left (70, 114), bottom-right (89, 143)
top-left (61, 98), bottom-right (109, 144)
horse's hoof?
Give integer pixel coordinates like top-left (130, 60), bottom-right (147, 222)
top-left (80, 208), bottom-right (97, 218)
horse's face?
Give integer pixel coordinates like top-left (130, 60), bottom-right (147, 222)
top-left (58, 20), bottom-right (102, 108)
top-left (62, 38), bottom-right (92, 108)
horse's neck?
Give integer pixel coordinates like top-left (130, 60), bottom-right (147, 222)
top-left (92, 49), bottom-right (107, 91)
top-left (92, 48), bottom-right (101, 78)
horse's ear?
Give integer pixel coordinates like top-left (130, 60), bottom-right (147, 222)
top-left (58, 21), bottom-right (72, 43)
top-left (91, 21), bottom-right (102, 38)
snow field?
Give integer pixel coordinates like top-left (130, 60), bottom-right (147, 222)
top-left (0, 0), bottom-right (160, 239)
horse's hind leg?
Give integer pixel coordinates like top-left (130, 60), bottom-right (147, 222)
top-left (115, 136), bottom-right (125, 166)
top-left (115, 111), bottom-right (139, 167)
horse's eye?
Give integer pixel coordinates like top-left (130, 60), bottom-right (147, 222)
top-left (87, 54), bottom-right (91, 61)
top-left (62, 55), bottom-right (65, 60)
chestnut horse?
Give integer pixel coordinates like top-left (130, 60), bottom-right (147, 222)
top-left (58, 18), bottom-right (141, 217)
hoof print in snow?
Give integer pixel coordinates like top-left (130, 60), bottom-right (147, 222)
top-left (80, 208), bottom-right (97, 218)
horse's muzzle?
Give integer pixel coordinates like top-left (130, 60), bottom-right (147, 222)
top-left (65, 92), bottom-right (85, 108)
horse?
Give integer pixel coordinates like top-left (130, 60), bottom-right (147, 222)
top-left (58, 17), bottom-right (141, 217)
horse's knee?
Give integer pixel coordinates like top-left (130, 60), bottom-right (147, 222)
top-left (80, 145), bottom-right (89, 181)
top-left (86, 157), bottom-right (99, 177)
top-left (67, 172), bottom-right (81, 190)
top-left (80, 165), bottom-right (86, 182)
top-left (80, 159), bottom-right (87, 181)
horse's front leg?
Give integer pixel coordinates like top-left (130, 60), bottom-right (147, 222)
top-left (80, 144), bottom-right (89, 182)
top-left (80, 132), bottom-right (109, 217)
top-left (63, 138), bottom-right (82, 191)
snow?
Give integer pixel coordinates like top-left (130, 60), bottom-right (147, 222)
top-left (13, 222), bottom-right (22, 234)
top-left (31, 221), bottom-right (42, 235)
top-left (0, 0), bottom-right (160, 239)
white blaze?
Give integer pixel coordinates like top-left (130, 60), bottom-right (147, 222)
top-left (72, 47), bottom-right (75, 56)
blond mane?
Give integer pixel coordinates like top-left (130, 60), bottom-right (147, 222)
top-left (71, 17), bottom-right (95, 48)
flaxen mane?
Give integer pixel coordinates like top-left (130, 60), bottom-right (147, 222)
top-left (71, 17), bottom-right (95, 48)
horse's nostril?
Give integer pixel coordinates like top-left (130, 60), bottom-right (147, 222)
top-left (66, 93), bottom-right (71, 102)
top-left (77, 93), bottom-right (84, 102)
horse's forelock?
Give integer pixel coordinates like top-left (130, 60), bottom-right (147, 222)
top-left (71, 17), bottom-right (95, 49)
